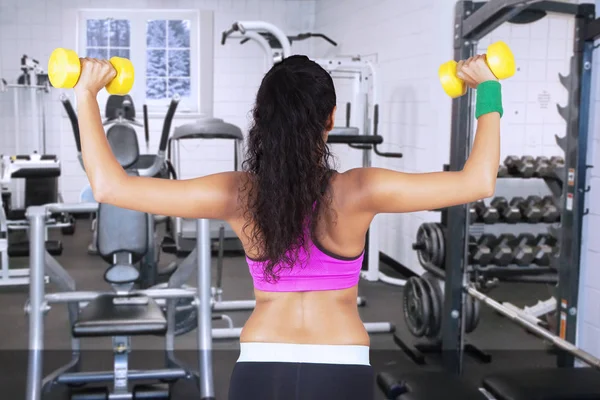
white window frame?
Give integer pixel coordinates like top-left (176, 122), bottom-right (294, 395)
top-left (77, 9), bottom-right (204, 113)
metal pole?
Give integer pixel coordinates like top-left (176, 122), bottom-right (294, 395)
top-left (466, 285), bottom-right (600, 369)
top-left (442, 0), bottom-right (475, 375)
top-left (556, 4), bottom-right (595, 367)
top-left (196, 219), bottom-right (215, 399)
top-left (26, 207), bottom-right (47, 400)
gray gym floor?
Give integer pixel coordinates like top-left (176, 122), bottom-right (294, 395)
top-left (1, 221), bottom-right (558, 399)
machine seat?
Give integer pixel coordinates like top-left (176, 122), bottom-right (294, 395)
top-left (377, 371), bottom-right (487, 400)
top-left (73, 294), bottom-right (167, 338)
top-left (483, 368), bottom-right (600, 400)
top-left (132, 154), bottom-right (158, 169)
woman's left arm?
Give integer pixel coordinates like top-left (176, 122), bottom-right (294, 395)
top-left (75, 58), bottom-right (241, 220)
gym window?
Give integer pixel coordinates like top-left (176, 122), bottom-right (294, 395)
top-left (77, 10), bottom-right (212, 113)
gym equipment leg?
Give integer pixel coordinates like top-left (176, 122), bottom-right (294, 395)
top-left (196, 219), bottom-right (215, 399)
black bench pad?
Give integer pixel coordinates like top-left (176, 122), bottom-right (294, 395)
top-left (483, 368), bottom-right (600, 400)
top-left (382, 371), bottom-right (487, 400)
top-left (73, 294), bottom-right (167, 337)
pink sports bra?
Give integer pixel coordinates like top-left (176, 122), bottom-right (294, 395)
top-left (246, 235), bottom-right (364, 292)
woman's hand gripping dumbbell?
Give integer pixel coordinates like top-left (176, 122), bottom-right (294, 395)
top-left (48, 48), bottom-right (134, 95)
top-left (438, 41), bottom-right (516, 98)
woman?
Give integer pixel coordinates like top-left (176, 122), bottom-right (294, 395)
top-left (74, 54), bottom-right (501, 399)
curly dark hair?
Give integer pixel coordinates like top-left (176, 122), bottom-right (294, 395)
top-left (242, 55), bottom-right (337, 283)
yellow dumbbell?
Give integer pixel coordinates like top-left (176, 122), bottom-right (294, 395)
top-left (438, 41), bottom-right (516, 98)
top-left (48, 48), bottom-right (135, 95)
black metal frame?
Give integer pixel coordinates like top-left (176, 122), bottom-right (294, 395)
top-left (443, 0), bottom-right (596, 374)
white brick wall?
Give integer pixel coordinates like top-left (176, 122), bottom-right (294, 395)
top-left (0, 0), bottom-right (316, 203)
top-left (313, 0), bottom-right (454, 273)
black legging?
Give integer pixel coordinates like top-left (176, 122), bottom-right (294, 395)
top-left (228, 362), bottom-right (374, 400)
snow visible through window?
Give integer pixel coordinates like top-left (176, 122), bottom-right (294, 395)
top-left (146, 20), bottom-right (191, 100)
top-left (86, 19), bottom-right (131, 61)
top-left (85, 18), bottom-right (191, 101)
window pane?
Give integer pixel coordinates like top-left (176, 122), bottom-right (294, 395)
top-left (109, 49), bottom-right (130, 59)
top-left (109, 19), bottom-right (130, 47)
top-left (86, 48), bottom-right (108, 59)
top-left (168, 50), bottom-right (190, 77)
top-left (147, 50), bottom-right (167, 77)
top-left (168, 20), bottom-right (190, 48)
top-left (147, 20), bottom-right (166, 47)
top-left (87, 19), bottom-right (108, 47)
top-left (147, 78), bottom-right (167, 99)
top-left (168, 78), bottom-right (190, 97)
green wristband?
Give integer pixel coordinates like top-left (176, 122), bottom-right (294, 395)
top-left (475, 80), bottom-right (503, 119)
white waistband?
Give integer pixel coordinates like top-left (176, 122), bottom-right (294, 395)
top-left (237, 342), bottom-right (370, 366)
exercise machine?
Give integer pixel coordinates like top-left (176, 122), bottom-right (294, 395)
top-left (164, 118), bottom-right (244, 256)
top-left (0, 154), bottom-right (69, 286)
top-left (61, 94), bottom-right (179, 287)
top-left (162, 118), bottom-right (261, 319)
top-left (25, 202), bottom-right (216, 400)
top-left (25, 111), bottom-right (215, 399)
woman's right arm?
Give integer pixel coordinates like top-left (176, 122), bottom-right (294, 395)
top-left (348, 55), bottom-right (501, 214)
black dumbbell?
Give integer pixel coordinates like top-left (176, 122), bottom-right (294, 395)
top-left (532, 195), bottom-right (560, 223)
top-left (491, 234), bottom-right (515, 266)
top-left (470, 234), bottom-right (496, 266)
top-left (504, 155), bottom-right (535, 178)
top-left (504, 156), bottom-right (520, 175)
top-left (510, 196), bottom-right (542, 223)
top-left (534, 156), bottom-right (550, 177)
top-left (511, 233), bottom-right (536, 266)
top-left (469, 206), bottom-right (479, 224)
top-left (519, 156), bottom-right (536, 178)
top-left (473, 200), bottom-right (500, 224)
top-left (530, 234), bottom-right (558, 266)
top-left (550, 156), bottom-right (564, 168)
top-left (498, 165), bottom-right (508, 177)
top-left (490, 197), bottom-right (522, 223)
top-left (539, 156), bottom-right (565, 178)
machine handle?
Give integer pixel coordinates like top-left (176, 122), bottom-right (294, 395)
top-left (345, 102), bottom-right (351, 127)
top-left (372, 104), bottom-right (403, 158)
top-left (159, 95), bottom-right (180, 152)
top-left (143, 104), bottom-right (150, 149)
top-left (327, 135), bottom-right (383, 145)
top-left (60, 94), bottom-right (81, 152)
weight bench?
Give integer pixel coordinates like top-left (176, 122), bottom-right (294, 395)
top-left (377, 371), bottom-right (487, 400)
top-left (378, 368), bottom-right (600, 400)
top-left (482, 368), bottom-right (600, 400)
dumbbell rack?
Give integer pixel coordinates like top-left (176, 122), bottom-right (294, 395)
top-left (436, 0), bottom-right (595, 375)
top-left (467, 161), bottom-right (562, 280)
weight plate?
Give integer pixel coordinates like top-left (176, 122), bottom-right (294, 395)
top-left (415, 224), bottom-right (436, 268)
top-left (464, 293), bottom-right (474, 333)
top-left (402, 277), bottom-right (431, 338)
top-left (470, 297), bottom-right (481, 333)
top-left (421, 273), bottom-right (442, 338)
top-left (428, 223), bottom-right (441, 267)
top-left (434, 223), bottom-right (446, 268)
top-left (172, 297), bottom-right (198, 337)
